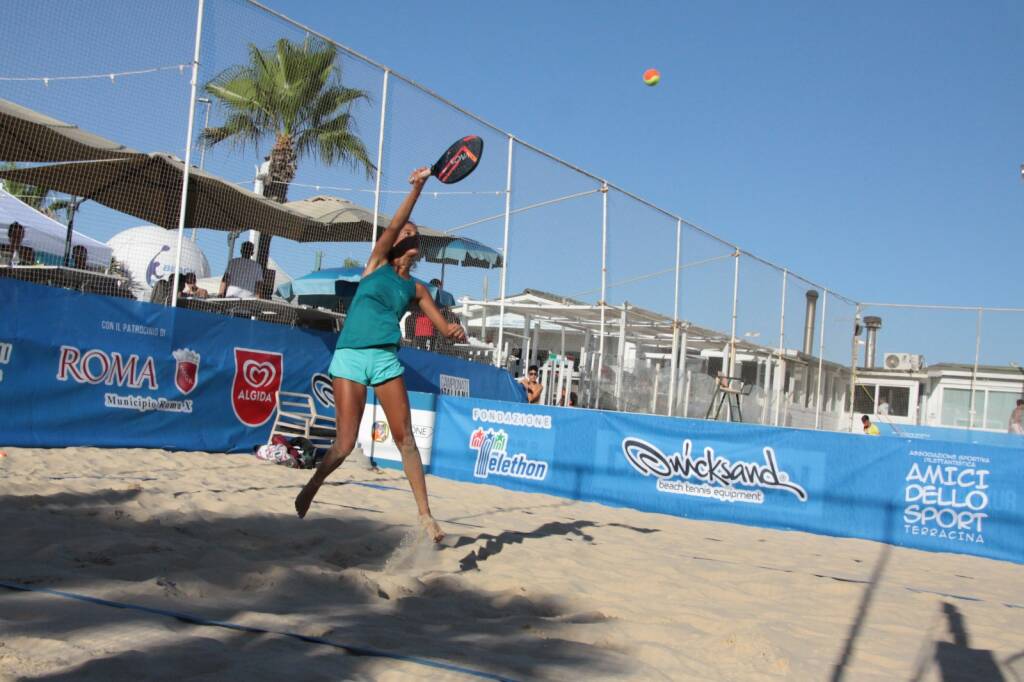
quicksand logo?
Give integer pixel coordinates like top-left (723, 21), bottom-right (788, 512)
top-left (470, 428), bottom-right (548, 481)
top-left (621, 437), bottom-right (807, 504)
top-left (311, 373), bottom-right (334, 408)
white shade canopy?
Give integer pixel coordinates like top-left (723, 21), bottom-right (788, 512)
top-left (0, 187), bottom-right (111, 268)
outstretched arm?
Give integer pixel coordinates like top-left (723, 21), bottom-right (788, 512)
top-left (414, 283), bottom-right (466, 342)
top-left (364, 167), bottom-right (430, 275)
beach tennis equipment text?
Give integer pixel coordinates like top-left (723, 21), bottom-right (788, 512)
top-left (231, 347), bottom-right (283, 427)
top-left (470, 428), bottom-right (549, 481)
top-left (621, 437), bottom-right (808, 503)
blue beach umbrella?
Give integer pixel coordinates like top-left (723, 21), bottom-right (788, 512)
top-left (418, 233), bottom-right (502, 269)
top-left (279, 266), bottom-right (453, 308)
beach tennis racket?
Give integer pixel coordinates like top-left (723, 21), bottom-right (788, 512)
top-left (431, 135), bottom-right (484, 184)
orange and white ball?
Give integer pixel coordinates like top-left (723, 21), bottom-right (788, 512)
top-left (643, 68), bottom-right (661, 86)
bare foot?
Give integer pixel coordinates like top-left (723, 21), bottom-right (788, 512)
top-left (295, 482), bottom-right (317, 519)
top-left (419, 514), bottom-right (445, 543)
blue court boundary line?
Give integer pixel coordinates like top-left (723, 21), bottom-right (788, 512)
top-left (0, 581), bottom-right (515, 682)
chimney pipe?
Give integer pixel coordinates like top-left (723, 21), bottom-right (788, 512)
top-left (863, 316), bottom-right (882, 368)
top-left (802, 290), bottom-right (819, 355)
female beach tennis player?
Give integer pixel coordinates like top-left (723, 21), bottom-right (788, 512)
top-left (295, 167), bottom-right (465, 542)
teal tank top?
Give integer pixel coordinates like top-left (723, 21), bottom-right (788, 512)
top-left (335, 266), bottom-right (416, 349)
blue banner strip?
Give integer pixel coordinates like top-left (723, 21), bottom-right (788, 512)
top-left (429, 396), bottom-right (1024, 564)
top-left (1, 278), bottom-right (521, 453)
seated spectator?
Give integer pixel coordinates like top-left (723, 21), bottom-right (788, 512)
top-left (218, 241), bottom-right (263, 298)
top-left (415, 310), bottom-right (436, 348)
top-left (71, 244), bottom-right (89, 270)
top-left (557, 387), bottom-right (578, 407)
top-left (429, 278), bottom-right (444, 303)
top-left (180, 271), bottom-right (208, 299)
top-left (1, 222), bottom-right (35, 266)
top-left (150, 278), bottom-right (173, 305)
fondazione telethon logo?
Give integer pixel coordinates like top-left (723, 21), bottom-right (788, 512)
top-left (469, 427), bottom-right (548, 481)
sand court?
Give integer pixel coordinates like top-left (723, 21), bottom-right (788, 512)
top-left (1, 446), bottom-right (1021, 680)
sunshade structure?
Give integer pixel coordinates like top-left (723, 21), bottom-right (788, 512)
top-left (278, 266), bottom-right (452, 308)
top-left (417, 229), bottom-right (502, 270)
top-left (0, 187), bottom-right (111, 268)
top-left (284, 194), bottom-right (502, 269)
top-left (0, 97), bottom-right (138, 163)
top-left (0, 154), bottom-right (361, 241)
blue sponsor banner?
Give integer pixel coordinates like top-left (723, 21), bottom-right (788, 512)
top-left (432, 396), bottom-right (1024, 564)
top-left (875, 421), bottom-right (1024, 448)
top-left (1, 278), bottom-right (522, 452)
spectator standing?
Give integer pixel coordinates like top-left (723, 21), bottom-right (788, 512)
top-left (519, 365), bottom-right (543, 404)
top-left (219, 241), bottom-right (264, 298)
top-left (861, 415), bottom-right (880, 436)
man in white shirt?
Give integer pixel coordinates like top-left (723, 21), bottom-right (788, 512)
top-left (218, 241), bottom-right (263, 298)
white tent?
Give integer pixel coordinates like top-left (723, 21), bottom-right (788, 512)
top-left (0, 187), bottom-right (112, 268)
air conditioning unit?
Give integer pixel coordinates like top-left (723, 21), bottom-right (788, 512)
top-left (883, 352), bottom-right (924, 371)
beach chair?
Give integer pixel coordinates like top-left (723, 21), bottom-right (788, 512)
top-left (268, 391), bottom-right (336, 453)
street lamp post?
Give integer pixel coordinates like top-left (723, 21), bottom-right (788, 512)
top-left (190, 97), bottom-right (212, 242)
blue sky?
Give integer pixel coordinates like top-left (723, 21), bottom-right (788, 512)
top-left (273, 0), bottom-right (1022, 306)
top-left (1, 0), bottom-right (1021, 365)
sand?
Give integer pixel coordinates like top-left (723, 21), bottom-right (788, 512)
top-left (0, 446), bottom-right (1021, 681)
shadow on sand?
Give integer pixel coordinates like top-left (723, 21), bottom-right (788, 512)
top-left (0, 488), bottom-right (644, 680)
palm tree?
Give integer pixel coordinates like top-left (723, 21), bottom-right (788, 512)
top-left (201, 37), bottom-right (375, 267)
top-left (1, 162), bottom-right (74, 223)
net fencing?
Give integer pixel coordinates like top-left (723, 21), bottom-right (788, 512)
top-left (1, 0), bottom-right (1021, 434)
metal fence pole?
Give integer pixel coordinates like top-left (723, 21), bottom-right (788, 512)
top-left (773, 269), bottom-right (787, 426)
top-left (848, 303), bottom-right (861, 433)
top-left (679, 324), bottom-right (689, 416)
top-left (189, 98), bottom-right (212, 242)
top-left (814, 289), bottom-right (828, 429)
top-left (969, 307), bottom-right (982, 429)
top-left (370, 69), bottom-right (389, 251)
top-left (615, 303), bottom-right (628, 410)
top-left (667, 218), bottom-right (682, 415)
top-left (494, 135), bottom-right (514, 367)
top-left (728, 250), bottom-right (740, 377)
top-left (170, 0), bottom-right (206, 309)
top-left (593, 181), bottom-right (608, 408)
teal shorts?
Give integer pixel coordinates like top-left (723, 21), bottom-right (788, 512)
top-left (328, 346), bottom-right (404, 386)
